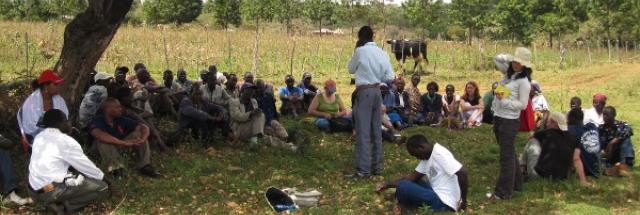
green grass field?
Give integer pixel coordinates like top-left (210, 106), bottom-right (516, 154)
top-left (1, 21), bottom-right (640, 214)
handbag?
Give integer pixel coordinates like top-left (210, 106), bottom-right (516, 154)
top-left (329, 117), bottom-right (353, 133)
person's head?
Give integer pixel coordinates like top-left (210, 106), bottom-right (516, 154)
top-left (491, 82), bottom-right (499, 93)
top-left (163, 69), bottom-right (174, 82)
top-left (190, 83), bottom-right (203, 103)
top-left (426, 81), bottom-right (439, 94)
top-left (200, 70), bottom-right (209, 82)
top-left (531, 80), bottom-right (542, 95)
top-left (177, 68), bottom-right (187, 82)
top-left (39, 109), bottom-right (70, 132)
top-left (445, 84), bottom-right (455, 97)
top-left (357, 26), bottom-right (374, 43)
top-left (133, 63), bottom-right (146, 73)
top-left (115, 66), bottom-right (129, 84)
top-left (324, 79), bottom-right (337, 96)
top-left (36, 69), bottom-right (64, 96)
top-left (136, 69), bottom-right (151, 84)
top-left (226, 74), bottom-right (238, 89)
top-left (411, 74), bottom-right (421, 87)
top-left (570, 97), bottom-right (582, 110)
top-left (395, 78), bottom-right (405, 92)
top-left (405, 135), bottom-right (435, 160)
top-left (285, 75), bottom-right (295, 88)
top-left (241, 82), bottom-right (257, 100)
top-left (464, 81), bottom-right (480, 99)
top-left (380, 83), bottom-right (389, 95)
top-left (508, 47), bottom-right (533, 81)
top-left (94, 72), bottom-right (113, 86)
top-left (115, 87), bottom-right (133, 107)
top-left (208, 65), bottom-right (218, 76)
top-left (567, 108), bottom-right (584, 126)
top-left (302, 72), bottom-right (312, 85)
top-left (206, 71), bottom-right (217, 86)
top-left (603, 106), bottom-right (616, 125)
top-left (255, 79), bottom-right (266, 95)
top-left (546, 112), bottom-right (568, 131)
top-left (102, 98), bottom-right (123, 119)
top-left (592, 93), bottom-right (607, 113)
top-left (244, 72), bottom-right (255, 84)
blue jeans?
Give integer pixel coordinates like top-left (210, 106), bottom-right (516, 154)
top-left (621, 138), bottom-right (635, 167)
top-left (315, 118), bottom-right (331, 132)
top-left (395, 180), bottom-right (454, 212)
top-left (0, 149), bottom-right (18, 195)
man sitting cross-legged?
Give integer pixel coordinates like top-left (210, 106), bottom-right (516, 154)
top-left (229, 82), bottom-right (265, 149)
top-left (29, 109), bottom-right (108, 214)
top-left (376, 134), bottom-right (468, 213)
top-left (89, 98), bottom-right (161, 179)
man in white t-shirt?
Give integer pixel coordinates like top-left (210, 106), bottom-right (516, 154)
top-left (376, 135), bottom-right (468, 212)
top-left (583, 93), bottom-right (606, 125)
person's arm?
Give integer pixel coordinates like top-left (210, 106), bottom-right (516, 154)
top-left (229, 100), bottom-right (251, 122)
top-left (135, 123), bottom-right (150, 142)
top-left (499, 79), bottom-right (531, 111)
top-left (90, 128), bottom-right (134, 146)
top-left (337, 96), bottom-right (348, 116)
top-left (376, 171), bottom-right (424, 192)
top-left (382, 56), bottom-right (396, 83)
top-left (456, 167), bottom-right (469, 211)
top-left (307, 95), bottom-right (330, 118)
top-left (348, 49), bottom-right (361, 74)
top-left (279, 88), bottom-right (289, 100)
top-left (65, 137), bottom-right (104, 180)
top-left (572, 148), bottom-right (591, 187)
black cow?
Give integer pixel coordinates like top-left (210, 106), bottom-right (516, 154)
top-left (386, 39), bottom-right (428, 73)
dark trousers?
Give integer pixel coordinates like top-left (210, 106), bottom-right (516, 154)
top-left (493, 117), bottom-right (523, 199)
top-left (29, 177), bottom-right (108, 213)
top-left (395, 179), bottom-right (454, 212)
top-left (0, 148), bottom-right (18, 195)
top-left (353, 87), bottom-right (383, 175)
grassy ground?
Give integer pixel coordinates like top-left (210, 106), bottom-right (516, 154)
top-left (1, 21), bottom-right (640, 214)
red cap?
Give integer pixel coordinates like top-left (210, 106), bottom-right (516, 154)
top-left (37, 69), bottom-right (64, 85)
top-left (593, 93), bottom-right (607, 102)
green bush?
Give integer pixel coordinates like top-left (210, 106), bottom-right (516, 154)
top-left (143, 0), bottom-right (203, 25)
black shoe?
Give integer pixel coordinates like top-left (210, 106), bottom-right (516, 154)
top-left (344, 172), bottom-right (370, 180)
top-left (297, 137), bottom-right (310, 155)
top-left (138, 165), bottom-right (162, 178)
top-left (110, 168), bottom-right (126, 180)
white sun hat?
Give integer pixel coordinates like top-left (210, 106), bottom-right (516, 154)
top-left (512, 47), bottom-right (533, 68)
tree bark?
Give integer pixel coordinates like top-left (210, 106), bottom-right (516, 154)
top-left (55, 0), bottom-right (133, 121)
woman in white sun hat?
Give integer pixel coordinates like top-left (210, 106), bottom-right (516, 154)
top-left (488, 47), bottom-right (533, 200)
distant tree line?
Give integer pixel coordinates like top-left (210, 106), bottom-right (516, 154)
top-left (1, 0), bottom-right (639, 45)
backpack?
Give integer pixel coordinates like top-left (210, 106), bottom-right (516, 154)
top-left (582, 123), bottom-right (600, 154)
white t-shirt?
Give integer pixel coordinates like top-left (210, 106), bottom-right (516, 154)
top-left (532, 94), bottom-right (549, 112)
top-left (415, 143), bottom-right (463, 211)
top-left (583, 107), bottom-right (604, 125)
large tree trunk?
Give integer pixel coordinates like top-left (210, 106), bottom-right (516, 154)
top-left (55, 0), bottom-right (133, 121)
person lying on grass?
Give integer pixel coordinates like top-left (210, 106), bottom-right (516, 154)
top-left (520, 112), bottom-right (592, 186)
top-left (376, 134), bottom-right (468, 212)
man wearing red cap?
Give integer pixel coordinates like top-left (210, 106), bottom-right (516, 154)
top-left (18, 70), bottom-right (68, 146)
top-left (583, 93), bottom-right (607, 125)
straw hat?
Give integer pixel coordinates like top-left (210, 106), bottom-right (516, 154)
top-left (549, 112), bottom-right (568, 131)
top-left (512, 47), bottom-right (533, 68)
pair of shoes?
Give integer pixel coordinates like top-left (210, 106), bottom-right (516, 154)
top-left (111, 168), bottom-right (126, 180)
top-left (617, 163), bottom-right (631, 177)
top-left (485, 193), bottom-right (502, 202)
top-left (344, 172), bottom-right (370, 179)
top-left (2, 191), bottom-right (33, 206)
top-left (138, 165), bottom-right (162, 178)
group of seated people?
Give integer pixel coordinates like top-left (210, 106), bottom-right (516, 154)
top-left (0, 64), bottom-right (634, 213)
top-left (520, 93), bottom-right (634, 189)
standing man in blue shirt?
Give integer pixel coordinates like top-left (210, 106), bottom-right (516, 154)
top-left (348, 26), bottom-right (395, 178)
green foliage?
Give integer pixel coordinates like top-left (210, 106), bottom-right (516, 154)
top-left (0, 0), bottom-right (85, 21)
top-left (450, 0), bottom-right (497, 39)
top-left (303, 0), bottom-right (335, 30)
top-left (403, 0), bottom-right (450, 39)
top-left (241, 0), bottom-right (277, 24)
top-left (209, 0), bottom-right (242, 29)
top-left (124, 0), bottom-right (144, 25)
top-left (494, 0), bottom-right (535, 45)
top-left (274, 0), bottom-right (302, 32)
top-left (143, 0), bottom-right (203, 25)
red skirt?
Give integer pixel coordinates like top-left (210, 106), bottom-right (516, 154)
top-left (519, 99), bottom-right (535, 132)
